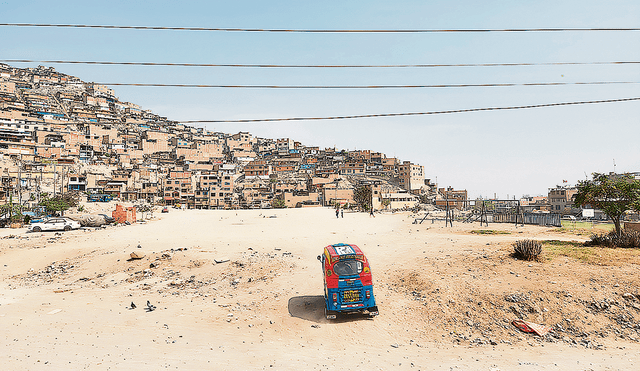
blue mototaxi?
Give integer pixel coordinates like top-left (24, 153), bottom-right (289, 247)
top-left (317, 243), bottom-right (379, 319)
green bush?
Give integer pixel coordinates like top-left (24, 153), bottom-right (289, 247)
top-left (272, 198), bottom-right (286, 209)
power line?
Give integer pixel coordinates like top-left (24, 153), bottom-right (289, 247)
top-left (3, 59), bottom-right (639, 68)
top-left (99, 81), bottom-right (639, 89)
top-left (179, 97), bottom-right (640, 123)
top-left (1, 23), bottom-right (639, 33)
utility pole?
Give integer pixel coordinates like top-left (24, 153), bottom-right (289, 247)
top-left (445, 191), bottom-right (453, 227)
top-left (61, 164), bottom-right (64, 195)
top-left (17, 156), bottom-right (22, 205)
top-left (39, 165), bottom-right (43, 204)
top-left (480, 201), bottom-right (488, 227)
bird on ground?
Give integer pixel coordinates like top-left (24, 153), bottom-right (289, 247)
top-left (130, 302), bottom-right (136, 309)
top-left (146, 300), bottom-right (156, 311)
top-left (137, 244), bottom-right (142, 249)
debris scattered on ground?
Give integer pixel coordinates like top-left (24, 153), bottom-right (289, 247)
top-left (130, 252), bottom-right (145, 260)
top-left (512, 320), bottom-right (552, 336)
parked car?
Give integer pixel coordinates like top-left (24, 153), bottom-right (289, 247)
top-left (317, 243), bottom-right (378, 319)
top-left (98, 214), bottom-right (115, 224)
top-left (161, 207), bottom-right (169, 213)
top-left (28, 217), bottom-right (82, 232)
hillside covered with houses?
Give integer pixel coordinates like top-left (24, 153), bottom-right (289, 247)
top-left (0, 63), bottom-right (448, 211)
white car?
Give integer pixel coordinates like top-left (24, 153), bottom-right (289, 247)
top-left (28, 217), bottom-right (82, 232)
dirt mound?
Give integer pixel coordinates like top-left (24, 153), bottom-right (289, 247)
top-left (381, 248), bottom-right (640, 348)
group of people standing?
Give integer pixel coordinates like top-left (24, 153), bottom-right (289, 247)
top-left (334, 207), bottom-right (375, 218)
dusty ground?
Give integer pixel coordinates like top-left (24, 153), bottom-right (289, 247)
top-left (1, 207), bottom-right (640, 370)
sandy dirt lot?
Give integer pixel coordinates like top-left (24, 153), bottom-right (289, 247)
top-left (1, 207), bottom-right (640, 370)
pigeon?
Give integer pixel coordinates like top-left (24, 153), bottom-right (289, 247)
top-left (146, 300), bottom-right (156, 311)
top-left (137, 244), bottom-right (142, 249)
top-left (130, 302), bottom-right (136, 309)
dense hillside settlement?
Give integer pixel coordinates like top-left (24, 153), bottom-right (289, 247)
top-left (0, 63), bottom-right (454, 211)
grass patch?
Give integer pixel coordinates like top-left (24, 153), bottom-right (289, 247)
top-left (542, 239), bottom-right (640, 266)
top-left (551, 221), bottom-right (615, 236)
top-left (470, 230), bottom-right (511, 235)
top-left (559, 221), bottom-right (614, 231)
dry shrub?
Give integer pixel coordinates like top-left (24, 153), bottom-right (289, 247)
top-left (586, 230), bottom-right (640, 248)
top-left (513, 239), bottom-right (542, 261)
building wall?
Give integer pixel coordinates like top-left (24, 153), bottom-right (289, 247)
top-left (322, 185), bottom-right (354, 206)
top-left (382, 192), bottom-right (419, 209)
top-left (548, 187), bottom-right (577, 212)
top-left (245, 160), bottom-right (271, 178)
top-left (398, 161), bottom-right (424, 191)
top-left (112, 204), bottom-right (136, 223)
top-left (0, 80), bottom-right (15, 94)
top-left (284, 191), bottom-right (320, 208)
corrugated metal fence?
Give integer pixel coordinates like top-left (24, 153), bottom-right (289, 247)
top-left (492, 213), bottom-right (561, 227)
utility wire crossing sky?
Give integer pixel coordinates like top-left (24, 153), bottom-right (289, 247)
top-left (2, 59), bottom-right (639, 68)
top-left (2, 23), bottom-right (640, 33)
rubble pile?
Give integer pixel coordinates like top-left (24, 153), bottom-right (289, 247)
top-left (386, 261), bottom-right (640, 349)
top-left (12, 261), bottom-right (76, 286)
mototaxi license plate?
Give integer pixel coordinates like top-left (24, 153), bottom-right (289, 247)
top-left (342, 290), bottom-right (360, 303)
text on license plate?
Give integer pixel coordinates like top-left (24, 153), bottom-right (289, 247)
top-left (343, 290), bottom-right (360, 302)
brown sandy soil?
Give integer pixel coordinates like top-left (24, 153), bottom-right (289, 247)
top-left (1, 208), bottom-right (640, 370)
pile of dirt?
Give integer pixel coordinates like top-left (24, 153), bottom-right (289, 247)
top-left (383, 242), bottom-right (640, 348)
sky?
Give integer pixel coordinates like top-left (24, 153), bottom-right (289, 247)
top-left (1, 0), bottom-right (639, 198)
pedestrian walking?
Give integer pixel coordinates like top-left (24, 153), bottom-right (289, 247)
top-left (369, 208), bottom-right (375, 218)
top-left (336, 208), bottom-right (340, 218)
top-left (340, 209), bottom-right (343, 218)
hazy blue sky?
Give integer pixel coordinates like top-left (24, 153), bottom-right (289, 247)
top-left (2, 1), bottom-right (639, 198)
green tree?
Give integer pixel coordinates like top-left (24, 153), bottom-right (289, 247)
top-left (381, 199), bottom-right (391, 210)
top-left (574, 173), bottom-right (640, 236)
top-left (39, 192), bottom-right (80, 216)
top-left (418, 194), bottom-right (430, 204)
top-left (272, 198), bottom-right (286, 209)
top-left (353, 186), bottom-right (372, 211)
top-left (0, 202), bottom-right (23, 223)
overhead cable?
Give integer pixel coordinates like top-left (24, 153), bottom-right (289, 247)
top-left (1, 23), bottom-right (639, 33)
top-left (179, 97), bottom-right (640, 123)
top-left (99, 81), bottom-right (639, 89)
top-left (2, 59), bottom-right (639, 68)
